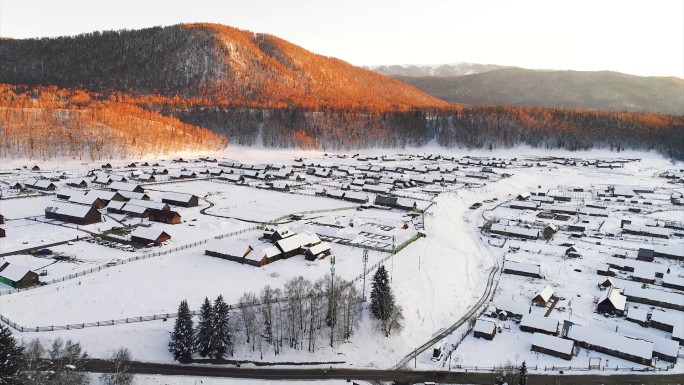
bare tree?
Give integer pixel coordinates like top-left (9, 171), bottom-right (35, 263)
top-left (102, 348), bottom-right (134, 385)
top-left (20, 339), bottom-right (50, 385)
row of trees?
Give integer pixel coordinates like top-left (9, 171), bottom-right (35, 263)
top-left (0, 324), bottom-right (133, 385)
top-left (172, 106), bottom-right (684, 161)
top-left (169, 267), bottom-right (404, 361)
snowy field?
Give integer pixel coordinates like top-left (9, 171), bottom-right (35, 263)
top-left (0, 220), bottom-right (85, 253)
top-left (1, 146), bottom-right (683, 378)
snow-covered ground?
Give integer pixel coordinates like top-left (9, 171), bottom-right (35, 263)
top-left (2, 146), bottom-right (683, 380)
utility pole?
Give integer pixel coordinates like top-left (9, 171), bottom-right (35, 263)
top-left (362, 248), bottom-right (368, 301)
top-left (391, 235), bottom-right (396, 282)
top-left (330, 256), bottom-right (336, 348)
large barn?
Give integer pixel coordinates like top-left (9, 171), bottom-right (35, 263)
top-left (44, 202), bottom-right (102, 225)
top-left (162, 192), bottom-right (199, 207)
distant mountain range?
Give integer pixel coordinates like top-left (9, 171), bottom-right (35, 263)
top-left (369, 65), bottom-right (684, 115)
top-left (364, 62), bottom-right (511, 77)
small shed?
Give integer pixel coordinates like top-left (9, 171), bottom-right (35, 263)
top-left (543, 225), bottom-right (558, 239)
top-left (597, 286), bottom-right (627, 315)
top-left (304, 242), bottom-right (332, 261)
top-left (130, 227), bottom-right (171, 245)
top-left (0, 227), bottom-right (4, 238)
top-left (532, 286), bottom-right (554, 307)
top-left (0, 262), bottom-right (39, 288)
top-left (0, 214), bottom-right (4, 225)
top-left (473, 319), bottom-right (497, 340)
top-left (637, 248), bottom-right (655, 262)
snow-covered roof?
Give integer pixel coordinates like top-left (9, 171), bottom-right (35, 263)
top-left (126, 199), bottom-right (167, 211)
top-left (107, 201), bottom-right (126, 210)
top-left (534, 286), bottom-right (554, 302)
top-left (0, 263), bottom-right (32, 281)
top-left (68, 193), bottom-right (100, 205)
top-left (503, 260), bottom-right (541, 276)
top-left (117, 191), bottom-right (147, 200)
top-left (567, 324), bottom-right (653, 360)
top-left (109, 181), bottom-right (141, 192)
top-left (520, 314), bottom-right (558, 333)
top-left (673, 323), bottom-right (684, 341)
top-left (87, 190), bottom-right (119, 201)
top-left (122, 204), bottom-right (149, 214)
top-left (307, 242), bottom-right (331, 256)
top-left (626, 308), bottom-right (648, 322)
top-left (473, 319), bottom-right (496, 334)
top-left (491, 224), bottom-right (540, 239)
top-left (327, 190), bottom-right (345, 198)
top-left (531, 195), bottom-right (554, 203)
top-left (598, 286), bottom-right (626, 311)
top-left (344, 191), bottom-right (369, 201)
top-left (162, 191), bottom-right (195, 203)
top-left (632, 269), bottom-right (655, 280)
top-left (663, 274), bottom-right (684, 287)
top-left (510, 201), bottom-right (538, 209)
top-left (274, 227), bottom-right (295, 238)
top-left (613, 186), bottom-right (635, 197)
top-left (623, 287), bottom-right (684, 307)
top-left (206, 240), bottom-right (253, 258)
top-left (650, 310), bottom-right (682, 328)
top-left (44, 202), bottom-right (95, 218)
top-left (130, 227), bottom-right (168, 241)
top-left (55, 189), bottom-right (79, 198)
top-left (33, 180), bottom-right (55, 189)
top-left (531, 333), bottom-right (574, 355)
top-left (577, 207), bottom-right (609, 216)
top-left (618, 326), bottom-right (679, 359)
top-left (607, 257), bottom-right (667, 275)
top-left (655, 244), bottom-right (684, 259)
top-left (495, 299), bottom-right (530, 316)
top-left (623, 223), bottom-right (671, 237)
top-left (276, 232), bottom-right (321, 253)
top-left (261, 245), bottom-right (282, 259)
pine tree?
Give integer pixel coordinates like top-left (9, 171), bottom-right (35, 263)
top-left (211, 295), bottom-right (232, 360)
top-left (519, 360), bottom-right (528, 385)
top-left (0, 324), bottom-right (24, 384)
top-left (370, 265), bottom-right (392, 320)
top-left (194, 297), bottom-right (214, 357)
top-left (370, 265), bottom-right (403, 336)
top-left (169, 299), bottom-right (194, 361)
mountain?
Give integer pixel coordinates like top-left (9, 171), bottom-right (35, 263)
top-left (1, 24), bottom-right (682, 161)
top-left (366, 63), bottom-right (511, 77)
top-left (0, 24), bottom-right (447, 111)
top-left (392, 68), bottom-right (684, 115)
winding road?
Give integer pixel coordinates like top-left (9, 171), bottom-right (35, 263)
top-left (394, 193), bottom-right (501, 369)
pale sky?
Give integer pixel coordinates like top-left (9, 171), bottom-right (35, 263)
top-left (1, 0), bottom-right (683, 78)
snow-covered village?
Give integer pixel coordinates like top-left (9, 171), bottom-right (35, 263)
top-left (0, 146), bottom-right (683, 384)
top-left (2, 1), bottom-right (684, 384)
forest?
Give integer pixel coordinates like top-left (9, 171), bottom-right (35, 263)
top-left (0, 85), bottom-right (227, 160)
